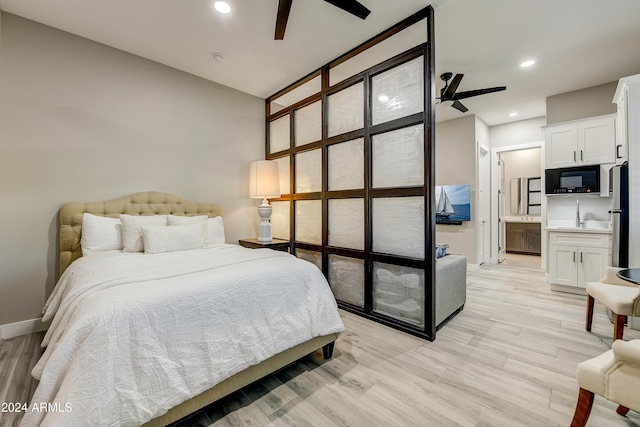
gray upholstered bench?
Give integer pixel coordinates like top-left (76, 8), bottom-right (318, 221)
top-left (436, 254), bottom-right (467, 328)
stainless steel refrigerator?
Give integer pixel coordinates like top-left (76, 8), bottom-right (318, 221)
top-left (610, 163), bottom-right (629, 267)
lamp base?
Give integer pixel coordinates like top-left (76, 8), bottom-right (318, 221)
top-left (257, 199), bottom-right (273, 243)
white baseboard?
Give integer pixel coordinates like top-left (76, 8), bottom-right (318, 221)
top-left (0, 318), bottom-right (48, 340)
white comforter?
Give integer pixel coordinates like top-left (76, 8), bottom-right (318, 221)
top-left (21, 245), bottom-right (344, 427)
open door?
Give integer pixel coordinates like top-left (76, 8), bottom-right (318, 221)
top-left (498, 158), bottom-right (506, 263)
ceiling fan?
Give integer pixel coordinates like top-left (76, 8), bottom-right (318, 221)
top-left (439, 72), bottom-right (506, 113)
top-left (275, 0), bottom-right (371, 40)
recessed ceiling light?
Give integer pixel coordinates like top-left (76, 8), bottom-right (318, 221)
top-left (212, 53), bottom-right (225, 62)
top-left (520, 60), bottom-right (535, 68)
top-left (214, 1), bottom-right (231, 14)
top-left (509, 112), bottom-right (519, 117)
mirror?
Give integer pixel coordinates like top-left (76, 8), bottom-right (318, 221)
top-left (510, 177), bottom-right (541, 215)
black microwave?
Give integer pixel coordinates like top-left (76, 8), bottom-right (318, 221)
top-left (545, 165), bottom-right (600, 195)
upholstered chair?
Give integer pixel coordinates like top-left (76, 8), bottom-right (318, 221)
top-left (570, 339), bottom-right (640, 426)
top-left (586, 266), bottom-right (640, 340)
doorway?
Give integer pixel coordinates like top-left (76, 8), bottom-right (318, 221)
top-left (491, 142), bottom-right (544, 269)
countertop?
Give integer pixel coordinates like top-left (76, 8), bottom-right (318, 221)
top-left (504, 216), bottom-right (542, 223)
top-left (544, 226), bottom-right (612, 234)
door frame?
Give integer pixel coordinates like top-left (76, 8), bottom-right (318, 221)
top-left (490, 141), bottom-right (545, 266)
top-left (478, 144), bottom-right (491, 265)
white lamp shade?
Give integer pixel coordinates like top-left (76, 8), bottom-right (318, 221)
top-left (249, 160), bottom-right (281, 199)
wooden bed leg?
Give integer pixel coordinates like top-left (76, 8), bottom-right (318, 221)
top-left (586, 295), bottom-right (594, 331)
top-left (322, 342), bottom-right (335, 359)
top-left (616, 405), bottom-right (630, 416)
top-left (614, 314), bottom-right (626, 341)
top-left (570, 388), bottom-right (594, 427)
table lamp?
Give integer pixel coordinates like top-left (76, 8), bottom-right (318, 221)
top-left (249, 160), bottom-right (281, 242)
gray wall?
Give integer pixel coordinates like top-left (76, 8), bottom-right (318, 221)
top-left (0, 14), bottom-right (265, 326)
top-left (546, 82), bottom-right (617, 125)
top-left (435, 115), bottom-right (478, 264)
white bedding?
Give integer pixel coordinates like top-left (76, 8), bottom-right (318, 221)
top-left (21, 245), bottom-right (344, 427)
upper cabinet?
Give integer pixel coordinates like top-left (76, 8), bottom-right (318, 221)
top-left (544, 115), bottom-right (616, 169)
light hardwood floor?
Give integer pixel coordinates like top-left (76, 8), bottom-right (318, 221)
top-left (1, 262), bottom-right (639, 427)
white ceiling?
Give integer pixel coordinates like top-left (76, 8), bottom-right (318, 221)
top-left (1, 0), bottom-right (640, 126)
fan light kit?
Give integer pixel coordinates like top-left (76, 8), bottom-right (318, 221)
top-left (274, 0), bottom-right (371, 40)
top-left (212, 53), bottom-right (225, 62)
top-left (214, 1), bottom-right (231, 14)
top-left (438, 72), bottom-right (506, 113)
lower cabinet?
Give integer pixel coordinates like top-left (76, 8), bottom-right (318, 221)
top-left (548, 231), bottom-right (611, 290)
top-left (506, 222), bottom-right (541, 255)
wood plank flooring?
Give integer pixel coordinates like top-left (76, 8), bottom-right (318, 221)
top-left (1, 261), bottom-right (639, 426)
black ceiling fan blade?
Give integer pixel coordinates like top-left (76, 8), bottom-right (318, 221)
top-left (451, 100), bottom-right (468, 113)
top-left (441, 73), bottom-right (463, 100)
top-left (274, 0), bottom-right (293, 40)
top-left (453, 86), bottom-right (506, 100)
top-left (324, 0), bottom-right (371, 20)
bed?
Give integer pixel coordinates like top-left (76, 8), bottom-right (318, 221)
top-left (23, 192), bottom-right (344, 427)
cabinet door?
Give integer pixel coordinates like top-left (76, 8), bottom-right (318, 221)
top-left (524, 227), bottom-right (541, 255)
top-left (545, 125), bottom-right (578, 168)
top-left (577, 246), bottom-right (609, 288)
top-left (548, 244), bottom-right (577, 286)
top-left (506, 226), bottom-right (524, 252)
top-left (578, 117), bottom-right (615, 165)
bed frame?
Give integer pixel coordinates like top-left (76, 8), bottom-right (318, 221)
top-left (57, 191), bottom-right (338, 426)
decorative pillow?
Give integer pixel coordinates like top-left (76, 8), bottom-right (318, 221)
top-left (207, 216), bottom-right (226, 245)
top-left (120, 214), bottom-right (168, 253)
top-left (435, 243), bottom-right (449, 259)
top-left (80, 213), bottom-right (123, 255)
top-left (167, 215), bottom-right (209, 246)
top-left (142, 223), bottom-right (205, 254)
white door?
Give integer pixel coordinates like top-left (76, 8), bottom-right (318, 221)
top-left (498, 158), bottom-right (506, 263)
top-left (478, 146), bottom-right (491, 265)
top-left (549, 244), bottom-right (577, 286)
top-left (578, 246), bottom-right (609, 288)
top-left (545, 124), bottom-right (578, 168)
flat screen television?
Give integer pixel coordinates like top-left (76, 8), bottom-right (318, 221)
top-left (435, 184), bottom-right (471, 224)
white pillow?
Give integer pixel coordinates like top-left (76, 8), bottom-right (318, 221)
top-left (207, 216), bottom-right (226, 245)
top-left (167, 215), bottom-right (209, 246)
top-left (120, 214), bottom-right (168, 253)
top-left (142, 223), bottom-right (205, 254)
top-left (80, 213), bottom-right (123, 255)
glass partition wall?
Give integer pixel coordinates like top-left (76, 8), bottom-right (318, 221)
top-left (265, 7), bottom-right (436, 340)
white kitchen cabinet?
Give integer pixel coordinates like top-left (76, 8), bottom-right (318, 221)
top-left (548, 231), bottom-right (611, 292)
top-left (545, 115), bottom-right (616, 168)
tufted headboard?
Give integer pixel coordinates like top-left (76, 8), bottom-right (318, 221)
top-left (58, 191), bottom-right (222, 278)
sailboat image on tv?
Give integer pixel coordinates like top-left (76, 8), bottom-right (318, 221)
top-left (435, 184), bottom-right (471, 224)
top-left (436, 186), bottom-right (455, 219)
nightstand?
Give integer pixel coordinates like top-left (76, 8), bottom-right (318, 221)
top-left (238, 238), bottom-right (291, 252)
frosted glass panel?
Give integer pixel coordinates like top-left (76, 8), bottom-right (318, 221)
top-left (295, 101), bottom-right (322, 146)
top-left (295, 200), bottom-right (322, 245)
top-left (328, 138), bottom-right (364, 191)
top-left (529, 205), bottom-right (541, 215)
top-left (270, 201), bottom-right (290, 240)
top-left (328, 199), bottom-right (364, 250)
top-left (328, 83), bottom-right (364, 137)
top-left (372, 125), bottom-right (424, 188)
top-left (372, 197), bottom-right (424, 258)
top-left (295, 149), bottom-right (322, 193)
top-left (373, 262), bottom-right (424, 327)
top-left (273, 156), bottom-right (290, 195)
top-left (269, 115), bottom-right (290, 154)
top-left (372, 57), bottom-right (424, 125)
top-left (330, 20), bottom-right (428, 86)
top-left (271, 75), bottom-right (321, 114)
top-left (328, 254), bottom-right (364, 307)
top-left (296, 249), bottom-right (322, 270)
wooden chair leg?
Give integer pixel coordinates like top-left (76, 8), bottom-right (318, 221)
top-left (571, 388), bottom-right (595, 427)
top-left (586, 295), bottom-right (594, 331)
top-left (614, 314), bottom-right (626, 340)
top-left (616, 405), bottom-right (630, 416)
